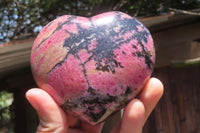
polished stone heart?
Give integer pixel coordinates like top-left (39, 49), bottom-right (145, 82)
top-left (31, 11), bottom-right (155, 125)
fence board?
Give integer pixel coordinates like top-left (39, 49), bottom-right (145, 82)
top-left (144, 66), bottom-right (200, 133)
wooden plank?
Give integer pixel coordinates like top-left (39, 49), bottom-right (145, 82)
top-left (0, 56), bottom-right (30, 75)
top-left (157, 67), bottom-right (177, 133)
top-left (176, 71), bottom-right (187, 133)
top-left (169, 67), bottom-right (200, 133)
top-left (151, 67), bottom-right (200, 133)
top-left (0, 40), bottom-right (33, 76)
top-left (152, 68), bottom-right (169, 133)
top-left (189, 67), bottom-right (199, 133)
top-left (0, 50), bottom-right (30, 68)
top-left (156, 41), bottom-right (200, 67)
top-left (193, 67), bottom-right (200, 133)
top-left (152, 22), bottom-right (200, 48)
top-left (141, 14), bottom-right (171, 28)
top-left (169, 69), bottom-right (181, 133)
top-left (141, 13), bottom-right (200, 32)
top-left (143, 111), bottom-right (156, 133)
top-left (159, 71), bottom-right (172, 133)
top-left (184, 69), bottom-right (193, 133)
top-left (154, 98), bottom-right (164, 133)
top-left (0, 42), bottom-right (32, 54)
top-left (165, 82), bottom-right (176, 132)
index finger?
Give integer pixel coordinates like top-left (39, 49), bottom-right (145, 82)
top-left (138, 77), bottom-right (164, 121)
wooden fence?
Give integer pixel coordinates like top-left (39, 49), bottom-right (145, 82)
top-left (143, 66), bottom-right (200, 133)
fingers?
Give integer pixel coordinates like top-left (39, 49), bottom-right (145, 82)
top-left (119, 99), bottom-right (145, 133)
top-left (111, 77), bottom-right (164, 133)
top-left (26, 88), bottom-right (68, 133)
top-left (26, 89), bottom-right (104, 133)
top-left (138, 77), bottom-right (164, 121)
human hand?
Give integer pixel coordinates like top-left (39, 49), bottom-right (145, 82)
top-left (26, 77), bottom-right (163, 133)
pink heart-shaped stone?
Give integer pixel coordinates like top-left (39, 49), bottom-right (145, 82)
top-left (31, 11), bottom-right (155, 125)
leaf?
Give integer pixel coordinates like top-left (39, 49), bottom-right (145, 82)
top-left (0, 91), bottom-right (13, 110)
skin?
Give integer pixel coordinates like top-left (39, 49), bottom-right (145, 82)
top-left (26, 77), bottom-right (163, 133)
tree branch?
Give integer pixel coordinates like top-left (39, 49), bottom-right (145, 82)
top-left (169, 8), bottom-right (200, 16)
top-left (113, 0), bottom-right (128, 11)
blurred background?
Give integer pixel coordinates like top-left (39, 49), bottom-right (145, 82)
top-left (0, 0), bottom-right (200, 133)
top-left (1, 0), bottom-right (200, 44)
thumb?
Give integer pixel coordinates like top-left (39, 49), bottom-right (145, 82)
top-left (26, 88), bottom-right (68, 133)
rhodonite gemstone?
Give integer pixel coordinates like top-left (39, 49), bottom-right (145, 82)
top-left (31, 11), bottom-right (155, 125)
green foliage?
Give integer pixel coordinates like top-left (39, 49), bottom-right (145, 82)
top-left (171, 57), bottom-right (200, 67)
top-left (0, 91), bottom-right (14, 133)
top-left (0, 91), bottom-right (13, 109)
top-left (0, 0), bottom-right (200, 43)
